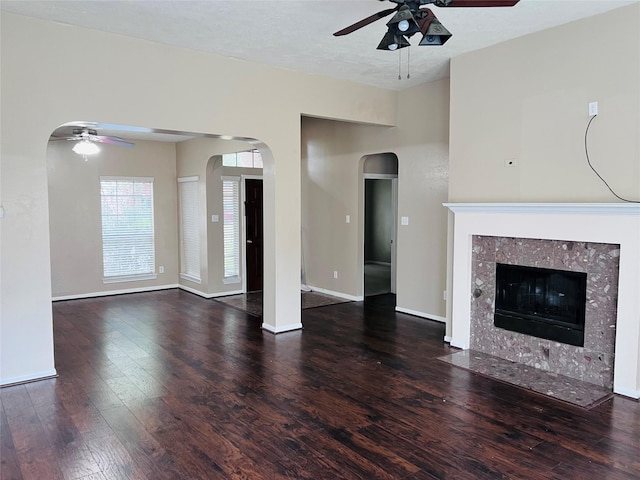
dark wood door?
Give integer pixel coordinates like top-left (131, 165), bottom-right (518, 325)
top-left (245, 179), bottom-right (263, 292)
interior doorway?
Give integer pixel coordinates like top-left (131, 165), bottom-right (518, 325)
top-left (362, 153), bottom-right (398, 299)
top-left (364, 177), bottom-right (397, 296)
top-left (244, 178), bottom-right (263, 292)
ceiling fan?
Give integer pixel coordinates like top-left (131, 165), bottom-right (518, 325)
top-left (51, 127), bottom-right (135, 147)
top-left (334, 0), bottom-right (520, 50)
top-left (50, 127), bottom-right (134, 158)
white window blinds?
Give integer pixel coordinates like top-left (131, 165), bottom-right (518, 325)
top-left (178, 177), bottom-right (201, 283)
top-left (222, 177), bottom-right (240, 281)
top-left (100, 177), bottom-right (155, 282)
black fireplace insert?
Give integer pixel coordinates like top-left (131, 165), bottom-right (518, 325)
top-left (494, 263), bottom-right (587, 347)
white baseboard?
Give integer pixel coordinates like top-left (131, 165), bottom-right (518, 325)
top-left (444, 335), bottom-right (452, 343)
top-left (178, 285), bottom-right (243, 299)
top-left (1, 369), bottom-right (58, 387)
top-left (52, 284), bottom-right (179, 301)
top-left (306, 286), bottom-right (363, 302)
top-left (613, 386), bottom-right (640, 400)
top-left (450, 339), bottom-right (467, 349)
top-left (261, 322), bottom-right (303, 334)
top-left (395, 306), bottom-right (446, 323)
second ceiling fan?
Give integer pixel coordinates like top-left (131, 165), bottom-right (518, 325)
top-left (334, 0), bottom-right (520, 50)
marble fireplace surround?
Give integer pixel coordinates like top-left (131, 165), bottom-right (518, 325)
top-left (445, 203), bottom-right (640, 399)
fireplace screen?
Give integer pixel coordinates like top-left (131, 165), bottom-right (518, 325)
top-left (494, 263), bottom-right (587, 347)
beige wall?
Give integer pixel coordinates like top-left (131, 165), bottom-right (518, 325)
top-left (301, 78), bottom-right (450, 318)
top-left (449, 4), bottom-right (640, 203)
top-left (302, 116), bottom-right (380, 298)
top-left (176, 136), bottom-right (262, 296)
top-left (175, 138), bottom-right (209, 293)
top-left (49, 135), bottom-right (265, 300)
top-left (49, 132), bottom-right (269, 300)
top-left (175, 137), bottom-right (258, 296)
top-left (394, 81), bottom-right (450, 319)
top-left (208, 159), bottom-right (263, 295)
top-left (48, 139), bottom-right (179, 297)
top-left (0, 13), bottom-right (396, 384)
top-left (447, 4), bottom-right (640, 393)
top-left (363, 153), bottom-right (398, 174)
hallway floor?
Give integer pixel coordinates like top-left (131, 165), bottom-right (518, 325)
top-left (364, 262), bottom-right (391, 297)
top-left (214, 290), bottom-right (351, 317)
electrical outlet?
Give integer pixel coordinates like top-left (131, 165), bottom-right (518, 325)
top-left (589, 101), bottom-right (598, 116)
top-left (345, 215), bottom-right (350, 224)
top-left (504, 159), bottom-right (517, 167)
top-left (443, 290), bottom-right (447, 301)
top-left (159, 266), bottom-right (164, 274)
top-left (401, 216), bottom-right (409, 226)
top-left (333, 271), bottom-right (338, 279)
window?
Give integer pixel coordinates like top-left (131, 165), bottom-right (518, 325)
top-left (222, 150), bottom-right (263, 169)
top-left (222, 177), bottom-right (240, 283)
top-left (100, 176), bottom-right (155, 283)
top-left (178, 177), bottom-right (201, 283)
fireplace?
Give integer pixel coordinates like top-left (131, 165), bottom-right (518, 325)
top-left (494, 263), bottom-right (587, 347)
top-left (444, 203), bottom-right (640, 399)
top-left (467, 235), bottom-right (618, 389)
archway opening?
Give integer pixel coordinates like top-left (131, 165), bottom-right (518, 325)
top-left (46, 120), bottom-right (271, 306)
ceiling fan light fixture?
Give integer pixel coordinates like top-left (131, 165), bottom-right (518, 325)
top-left (72, 139), bottom-right (100, 156)
top-left (418, 11), bottom-right (452, 46)
top-left (377, 30), bottom-right (410, 51)
top-left (387, 6), bottom-right (420, 37)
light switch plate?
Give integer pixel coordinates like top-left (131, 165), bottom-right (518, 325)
top-left (401, 216), bottom-right (409, 226)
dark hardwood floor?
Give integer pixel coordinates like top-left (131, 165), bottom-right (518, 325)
top-left (2, 289), bottom-right (639, 479)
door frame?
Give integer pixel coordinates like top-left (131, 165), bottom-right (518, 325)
top-left (241, 174), bottom-right (263, 293)
top-left (362, 173), bottom-right (398, 295)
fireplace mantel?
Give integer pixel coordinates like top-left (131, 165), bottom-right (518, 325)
top-left (445, 202), bottom-right (640, 399)
top-left (445, 203), bottom-right (640, 216)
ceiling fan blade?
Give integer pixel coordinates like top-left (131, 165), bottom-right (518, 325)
top-left (334, 7), bottom-right (398, 36)
top-left (94, 135), bottom-right (135, 147)
top-left (437, 0), bottom-right (519, 6)
top-left (49, 135), bottom-right (81, 141)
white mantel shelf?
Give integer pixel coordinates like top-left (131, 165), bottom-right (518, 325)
top-left (445, 202), bottom-right (640, 399)
top-left (444, 203), bottom-right (640, 215)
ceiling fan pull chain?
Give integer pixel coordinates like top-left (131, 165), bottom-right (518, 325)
top-left (407, 46), bottom-right (411, 79)
top-left (398, 48), bottom-right (402, 80)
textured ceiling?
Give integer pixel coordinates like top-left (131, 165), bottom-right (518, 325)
top-left (2, 0), bottom-right (638, 92)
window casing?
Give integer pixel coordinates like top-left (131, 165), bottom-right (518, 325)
top-left (222, 177), bottom-right (241, 283)
top-left (178, 177), bottom-right (201, 283)
top-left (222, 150), bottom-right (263, 168)
top-left (100, 176), bottom-right (156, 283)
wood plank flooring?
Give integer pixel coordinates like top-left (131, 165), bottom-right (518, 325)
top-left (1, 289), bottom-right (639, 479)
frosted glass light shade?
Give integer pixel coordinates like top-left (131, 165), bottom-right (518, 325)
top-left (72, 139), bottom-right (100, 156)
